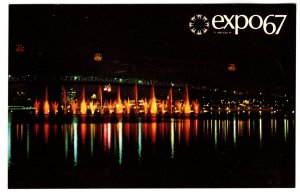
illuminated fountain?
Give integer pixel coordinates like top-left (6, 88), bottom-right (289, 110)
top-left (103, 100), bottom-right (114, 114)
top-left (124, 98), bottom-right (131, 114)
top-left (143, 98), bottom-right (148, 114)
top-left (115, 86), bottom-right (124, 114)
top-left (43, 87), bottom-right (50, 115)
top-left (52, 101), bottom-right (59, 115)
top-left (70, 101), bottom-right (78, 115)
top-left (192, 99), bottom-right (200, 114)
top-left (89, 100), bottom-right (98, 115)
top-left (149, 85), bottom-right (157, 114)
top-left (175, 100), bottom-right (182, 114)
top-left (134, 84), bottom-right (139, 114)
top-left (160, 100), bottom-right (167, 114)
top-left (34, 99), bottom-right (40, 115)
top-left (31, 83), bottom-right (201, 117)
top-left (167, 87), bottom-right (173, 114)
top-left (98, 86), bottom-right (103, 113)
top-left (80, 87), bottom-right (87, 114)
top-left (183, 84), bottom-right (191, 114)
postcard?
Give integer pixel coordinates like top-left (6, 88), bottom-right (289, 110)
top-left (8, 4), bottom-right (296, 188)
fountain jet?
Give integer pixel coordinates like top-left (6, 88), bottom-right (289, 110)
top-left (115, 86), bottom-right (123, 114)
top-left (134, 84), bottom-right (139, 114)
top-left (98, 86), bottom-right (103, 109)
top-left (183, 84), bottom-right (191, 114)
top-left (167, 87), bottom-right (173, 114)
top-left (80, 87), bottom-right (87, 114)
top-left (43, 87), bottom-right (50, 114)
top-left (52, 101), bottom-right (59, 115)
top-left (34, 100), bottom-right (40, 115)
top-left (149, 85), bottom-right (157, 114)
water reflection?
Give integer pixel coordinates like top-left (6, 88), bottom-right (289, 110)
top-left (34, 124), bottom-right (39, 138)
top-left (284, 118), bottom-right (289, 142)
top-left (184, 119), bottom-right (190, 146)
top-left (44, 124), bottom-right (49, 144)
top-left (177, 120), bottom-right (182, 144)
top-left (8, 116), bottom-right (11, 167)
top-left (90, 124), bottom-right (95, 157)
top-left (270, 118), bottom-right (278, 136)
top-left (151, 123), bottom-right (157, 145)
top-left (81, 123), bottom-right (87, 145)
top-left (247, 118), bottom-right (251, 136)
top-left (138, 121), bottom-right (142, 160)
top-left (214, 119), bottom-right (218, 148)
top-left (233, 116), bottom-right (237, 146)
top-left (8, 114), bottom-right (294, 168)
top-left (26, 124), bottom-right (30, 159)
top-left (117, 122), bottom-right (123, 165)
top-left (170, 119), bottom-right (175, 159)
top-left (259, 118), bottom-right (262, 146)
top-left (104, 123), bottom-right (112, 152)
top-left (64, 124), bottom-right (69, 159)
top-left (73, 122), bottom-right (78, 166)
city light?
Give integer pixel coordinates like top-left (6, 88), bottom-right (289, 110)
top-left (15, 44), bottom-right (24, 53)
top-left (227, 63), bottom-right (237, 71)
top-left (94, 53), bottom-right (102, 62)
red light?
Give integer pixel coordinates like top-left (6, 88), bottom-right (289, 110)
top-left (16, 44), bottom-right (24, 53)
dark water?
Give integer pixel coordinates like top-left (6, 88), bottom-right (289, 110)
top-left (8, 113), bottom-right (295, 188)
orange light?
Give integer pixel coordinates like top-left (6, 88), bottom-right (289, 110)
top-left (94, 53), bottom-right (102, 62)
top-left (228, 64), bottom-right (237, 71)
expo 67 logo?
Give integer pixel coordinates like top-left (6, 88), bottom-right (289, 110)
top-left (189, 14), bottom-right (210, 35)
top-left (188, 13), bottom-right (287, 35)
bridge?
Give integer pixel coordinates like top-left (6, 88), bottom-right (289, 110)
top-left (8, 74), bottom-right (210, 91)
top-left (8, 106), bottom-right (35, 111)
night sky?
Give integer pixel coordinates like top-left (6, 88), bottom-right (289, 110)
top-left (9, 4), bottom-right (296, 95)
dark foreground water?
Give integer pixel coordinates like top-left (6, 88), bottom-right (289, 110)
top-left (8, 112), bottom-right (295, 188)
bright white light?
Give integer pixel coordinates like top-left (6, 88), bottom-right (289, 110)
top-left (73, 122), bottom-right (78, 166)
top-left (171, 119), bottom-right (175, 159)
top-left (233, 116), bottom-right (236, 146)
top-left (259, 118), bottom-right (262, 146)
top-left (138, 121), bottom-right (142, 160)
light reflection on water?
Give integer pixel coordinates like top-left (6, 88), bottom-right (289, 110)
top-left (8, 115), bottom-right (11, 168)
top-left (138, 121), bottom-right (142, 160)
top-left (233, 116), bottom-right (237, 146)
top-left (90, 124), bottom-right (95, 157)
top-left (73, 122), bottom-right (78, 166)
top-left (284, 118), bottom-right (289, 142)
top-left (170, 118), bottom-right (175, 159)
top-left (26, 124), bottom-right (30, 159)
top-left (259, 118), bottom-right (263, 147)
top-left (8, 115), bottom-right (294, 167)
top-left (118, 122), bottom-right (123, 165)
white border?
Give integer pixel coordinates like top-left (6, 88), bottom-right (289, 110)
top-left (1, 1), bottom-right (298, 195)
